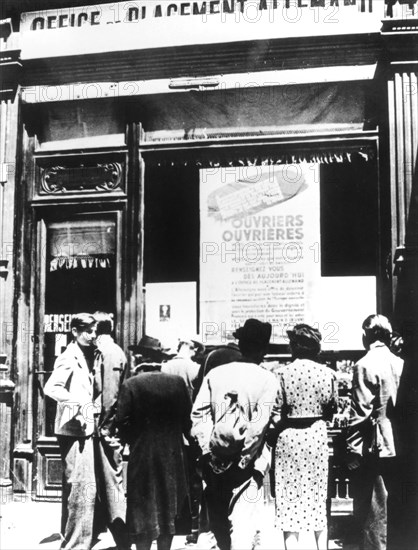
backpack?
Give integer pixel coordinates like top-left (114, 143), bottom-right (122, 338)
top-left (209, 391), bottom-right (248, 473)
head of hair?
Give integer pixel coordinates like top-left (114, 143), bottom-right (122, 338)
top-left (287, 323), bottom-right (322, 360)
top-left (362, 314), bottom-right (392, 347)
top-left (70, 313), bottom-right (96, 333)
top-left (177, 340), bottom-right (192, 353)
top-left (93, 311), bottom-right (113, 336)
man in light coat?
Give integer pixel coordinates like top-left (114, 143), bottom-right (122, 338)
top-left (191, 319), bottom-right (279, 550)
top-left (161, 338), bottom-right (203, 401)
top-left (44, 313), bottom-right (130, 550)
top-left (346, 314), bottom-right (404, 550)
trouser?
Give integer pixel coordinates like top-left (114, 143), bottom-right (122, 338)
top-left (185, 445), bottom-right (203, 537)
top-left (351, 456), bottom-right (401, 550)
top-left (58, 435), bottom-right (130, 550)
top-left (203, 465), bottom-right (264, 550)
top-left (58, 436), bottom-right (97, 550)
top-left (94, 437), bottom-right (130, 550)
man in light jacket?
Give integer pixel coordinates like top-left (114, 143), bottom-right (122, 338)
top-left (191, 319), bottom-right (279, 550)
top-left (44, 313), bottom-right (130, 550)
top-left (346, 314), bottom-right (404, 550)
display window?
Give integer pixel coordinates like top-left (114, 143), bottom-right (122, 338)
top-left (143, 153), bottom-right (379, 351)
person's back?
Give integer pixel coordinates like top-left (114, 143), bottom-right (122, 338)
top-left (200, 361), bottom-right (275, 418)
top-left (96, 335), bottom-right (128, 424)
top-left (204, 343), bottom-right (242, 375)
top-left (191, 319), bottom-right (278, 550)
top-left (117, 371), bottom-right (192, 550)
top-left (162, 357), bottom-right (199, 400)
top-left (277, 359), bottom-right (336, 418)
top-left (350, 342), bottom-right (403, 457)
top-left (121, 371), bottom-right (191, 432)
top-left (346, 314), bottom-right (404, 550)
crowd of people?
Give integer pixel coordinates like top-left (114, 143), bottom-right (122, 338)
top-left (44, 312), bottom-right (404, 550)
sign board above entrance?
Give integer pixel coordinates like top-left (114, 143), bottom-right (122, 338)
top-left (21, 0), bottom-right (387, 60)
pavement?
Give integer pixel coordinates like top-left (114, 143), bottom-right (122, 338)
top-left (0, 499), bottom-right (356, 550)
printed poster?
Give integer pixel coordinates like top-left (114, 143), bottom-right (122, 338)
top-left (200, 164), bottom-right (321, 344)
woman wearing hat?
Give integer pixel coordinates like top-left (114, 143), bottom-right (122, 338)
top-left (268, 324), bottom-right (337, 550)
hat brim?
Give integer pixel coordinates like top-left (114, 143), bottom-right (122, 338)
top-left (128, 345), bottom-right (171, 355)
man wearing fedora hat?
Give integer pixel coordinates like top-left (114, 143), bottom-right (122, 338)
top-left (192, 318), bottom-right (279, 550)
top-left (128, 335), bottom-right (170, 374)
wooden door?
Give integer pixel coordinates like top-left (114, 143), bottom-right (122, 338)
top-left (34, 211), bottom-right (121, 499)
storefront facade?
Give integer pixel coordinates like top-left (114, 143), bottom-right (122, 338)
top-left (0, 0), bottom-right (417, 514)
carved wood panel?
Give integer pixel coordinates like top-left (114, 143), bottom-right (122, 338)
top-left (39, 161), bottom-right (123, 194)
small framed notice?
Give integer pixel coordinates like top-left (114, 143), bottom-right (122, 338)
top-left (145, 282), bottom-right (197, 349)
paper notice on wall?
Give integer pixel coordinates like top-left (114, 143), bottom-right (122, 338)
top-left (200, 164), bottom-right (321, 345)
top-left (145, 282), bottom-right (197, 350)
top-left (55, 333), bottom-right (68, 356)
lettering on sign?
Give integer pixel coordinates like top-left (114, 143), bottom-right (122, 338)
top-left (44, 314), bottom-right (74, 333)
top-left (25, 0), bottom-right (379, 32)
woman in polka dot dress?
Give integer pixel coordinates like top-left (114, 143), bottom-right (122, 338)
top-left (268, 324), bottom-right (338, 550)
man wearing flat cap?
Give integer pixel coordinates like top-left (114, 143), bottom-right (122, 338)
top-left (192, 318), bottom-right (279, 550)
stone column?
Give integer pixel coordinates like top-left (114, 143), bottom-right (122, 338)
top-left (381, 3), bottom-right (418, 334)
top-left (381, 4), bottom-right (418, 546)
top-left (0, 18), bottom-right (21, 500)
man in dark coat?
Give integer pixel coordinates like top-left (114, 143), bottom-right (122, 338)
top-left (116, 356), bottom-right (192, 550)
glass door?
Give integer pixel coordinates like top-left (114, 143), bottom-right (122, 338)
top-left (35, 212), bottom-right (119, 498)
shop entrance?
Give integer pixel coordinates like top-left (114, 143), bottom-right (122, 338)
top-left (34, 212), bottom-right (119, 499)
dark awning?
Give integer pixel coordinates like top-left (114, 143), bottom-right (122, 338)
top-left (138, 80), bottom-right (378, 166)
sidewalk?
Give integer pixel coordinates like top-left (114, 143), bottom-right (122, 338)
top-left (0, 499), bottom-right (354, 550)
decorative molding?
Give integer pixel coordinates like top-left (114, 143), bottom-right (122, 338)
top-left (381, 14), bottom-right (418, 64)
top-left (0, 20), bottom-right (21, 100)
top-left (0, 259), bottom-right (9, 279)
top-left (385, 0), bottom-right (418, 20)
top-left (40, 162), bottom-right (123, 194)
top-left (382, 18), bottom-right (418, 32)
top-left (0, 379), bottom-right (15, 392)
top-left (140, 132), bottom-right (378, 168)
top-left (387, 69), bottom-right (418, 255)
top-left (13, 443), bottom-right (35, 457)
top-left (0, 52), bottom-right (22, 101)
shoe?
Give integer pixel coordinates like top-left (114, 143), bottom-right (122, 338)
top-left (185, 532), bottom-right (199, 545)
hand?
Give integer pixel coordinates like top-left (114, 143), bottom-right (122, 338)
top-left (104, 435), bottom-right (121, 448)
top-left (74, 412), bottom-right (87, 430)
top-left (346, 452), bottom-right (362, 471)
